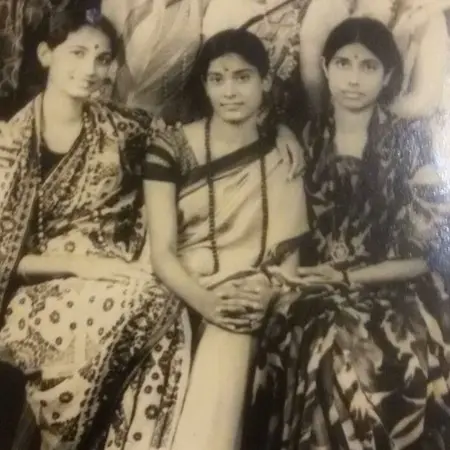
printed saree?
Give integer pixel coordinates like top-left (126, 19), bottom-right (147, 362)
top-left (244, 109), bottom-right (450, 449)
top-left (0, 95), bottom-right (190, 450)
top-left (143, 123), bottom-right (309, 450)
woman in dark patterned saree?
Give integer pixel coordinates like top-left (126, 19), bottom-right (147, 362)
top-left (0, 9), bottom-right (190, 450)
top-left (244, 17), bottom-right (450, 450)
top-left (143, 29), bottom-right (308, 450)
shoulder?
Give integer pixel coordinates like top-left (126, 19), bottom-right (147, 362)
top-left (182, 120), bottom-right (206, 148)
top-left (378, 113), bottom-right (434, 176)
top-left (88, 100), bottom-right (154, 141)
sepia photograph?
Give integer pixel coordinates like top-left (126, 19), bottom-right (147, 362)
top-left (1, 0), bottom-right (450, 449)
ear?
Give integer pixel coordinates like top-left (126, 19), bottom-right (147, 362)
top-left (383, 70), bottom-right (393, 87)
top-left (37, 42), bottom-right (52, 69)
top-left (321, 57), bottom-right (329, 79)
top-left (262, 74), bottom-right (272, 93)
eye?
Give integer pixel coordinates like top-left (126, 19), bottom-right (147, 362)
top-left (236, 73), bottom-right (251, 83)
top-left (71, 49), bottom-right (85, 58)
top-left (98, 54), bottom-right (112, 66)
top-left (334, 58), bottom-right (350, 69)
top-left (361, 60), bottom-right (380, 72)
top-left (207, 74), bottom-right (223, 85)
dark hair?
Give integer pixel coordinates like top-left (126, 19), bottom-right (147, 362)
top-left (186, 28), bottom-right (270, 118)
top-left (196, 28), bottom-right (270, 80)
top-left (46, 8), bottom-right (119, 57)
top-left (322, 17), bottom-right (403, 105)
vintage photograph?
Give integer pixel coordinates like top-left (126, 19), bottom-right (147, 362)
top-left (1, 0), bottom-right (450, 449)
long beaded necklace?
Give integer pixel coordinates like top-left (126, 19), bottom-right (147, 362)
top-left (204, 118), bottom-right (269, 274)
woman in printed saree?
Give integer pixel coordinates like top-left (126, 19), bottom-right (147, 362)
top-left (0, 9), bottom-right (190, 450)
top-left (244, 18), bottom-right (450, 450)
top-left (298, 0), bottom-right (450, 119)
top-left (143, 29), bottom-right (308, 450)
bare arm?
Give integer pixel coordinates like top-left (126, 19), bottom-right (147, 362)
top-left (144, 179), bottom-right (219, 316)
top-left (348, 259), bottom-right (428, 286)
top-left (17, 255), bottom-right (77, 279)
top-left (391, 13), bottom-right (447, 118)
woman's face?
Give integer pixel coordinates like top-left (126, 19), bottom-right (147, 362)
top-left (40, 25), bottom-right (113, 99)
top-left (204, 53), bottom-right (269, 124)
top-left (324, 42), bottom-right (390, 112)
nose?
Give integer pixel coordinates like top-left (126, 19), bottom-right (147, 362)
top-left (348, 67), bottom-right (360, 86)
top-left (79, 55), bottom-right (98, 79)
top-left (223, 79), bottom-right (237, 98)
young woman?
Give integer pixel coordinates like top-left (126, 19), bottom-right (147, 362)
top-left (0, 9), bottom-right (190, 450)
top-left (245, 18), bottom-right (450, 450)
top-left (299, 0), bottom-right (450, 118)
top-left (143, 29), bottom-right (308, 450)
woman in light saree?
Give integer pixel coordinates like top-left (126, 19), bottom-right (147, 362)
top-left (143, 29), bottom-right (308, 450)
top-left (0, 9), bottom-right (190, 450)
top-left (244, 18), bottom-right (450, 450)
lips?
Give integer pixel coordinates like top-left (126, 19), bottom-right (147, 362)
top-left (221, 103), bottom-right (244, 109)
top-left (342, 91), bottom-right (364, 99)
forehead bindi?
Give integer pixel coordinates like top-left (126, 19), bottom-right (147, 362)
top-left (208, 54), bottom-right (255, 74)
top-left (65, 26), bottom-right (111, 51)
top-left (335, 44), bottom-right (379, 63)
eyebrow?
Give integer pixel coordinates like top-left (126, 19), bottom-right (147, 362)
top-left (68, 44), bottom-right (111, 55)
top-left (207, 68), bottom-right (255, 76)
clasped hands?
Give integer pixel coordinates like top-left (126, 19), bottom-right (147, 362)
top-left (207, 273), bottom-right (277, 334)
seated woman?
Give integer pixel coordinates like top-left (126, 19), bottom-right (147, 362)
top-left (245, 17), bottom-right (450, 450)
top-left (299, 0), bottom-right (450, 118)
top-left (0, 9), bottom-right (191, 450)
top-left (142, 29), bottom-right (308, 450)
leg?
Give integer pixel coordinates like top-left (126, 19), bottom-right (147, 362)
top-left (172, 325), bottom-right (256, 450)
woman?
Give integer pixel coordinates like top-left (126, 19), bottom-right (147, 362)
top-left (299, 0), bottom-right (450, 118)
top-left (0, 9), bottom-right (190, 450)
top-left (143, 29), bottom-right (308, 450)
top-left (202, 0), bottom-right (313, 127)
top-left (245, 18), bottom-right (450, 449)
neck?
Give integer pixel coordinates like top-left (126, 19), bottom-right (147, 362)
top-left (210, 114), bottom-right (259, 150)
top-left (333, 103), bottom-right (375, 134)
top-left (42, 85), bottom-right (84, 126)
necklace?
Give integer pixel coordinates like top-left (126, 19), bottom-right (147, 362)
top-left (204, 118), bottom-right (269, 273)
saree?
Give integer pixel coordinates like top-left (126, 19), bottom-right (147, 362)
top-left (244, 109), bottom-right (450, 449)
top-left (0, 96), bottom-right (190, 450)
top-left (143, 123), bottom-right (308, 450)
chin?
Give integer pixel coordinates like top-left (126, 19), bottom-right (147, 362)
top-left (68, 86), bottom-right (97, 100)
top-left (220, 112), bottom-right (252, 124)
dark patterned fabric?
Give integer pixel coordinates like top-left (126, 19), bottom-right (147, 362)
top-left (244, 109), bottom-right (450, 449)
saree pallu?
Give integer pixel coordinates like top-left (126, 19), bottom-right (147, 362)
top-left (145, 125), bottom-right (308, 450)
top-left (0, 96), bottom-right (190, 450)
top-left (244, 114), bottom-right (450, 449)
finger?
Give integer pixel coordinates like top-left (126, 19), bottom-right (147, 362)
top-left (220, 298), bottom-right (265, 310)
top-left (218, 318), bottom-right (260, 332)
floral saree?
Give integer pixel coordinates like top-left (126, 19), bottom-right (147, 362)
top-left (244, 110), bottom-right (450, 449)
top-left (143, 124), bottom-right (308, 450)
top-left (0, 96), bottom-right (190, 450)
